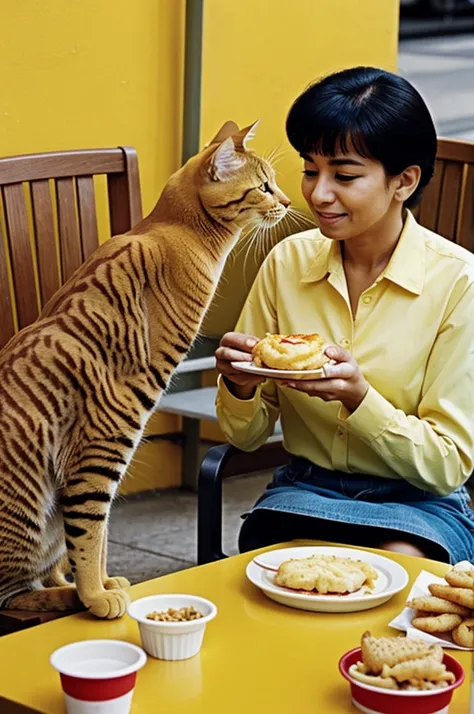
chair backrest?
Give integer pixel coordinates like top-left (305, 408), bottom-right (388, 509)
top-left (416, 138), bottom-right (474, 250)
top-left (0, 147), bottom-right (142, 351)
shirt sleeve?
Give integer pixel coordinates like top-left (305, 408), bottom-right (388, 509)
top-left (216, 252), bottom-right (281, 451)
top-left (343, 273), bottom-right (474, 495)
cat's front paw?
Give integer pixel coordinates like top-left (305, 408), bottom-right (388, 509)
top-left (87, 590), bottom-right (130, 619)
top-left (104, 576), bottom-right (131, 590)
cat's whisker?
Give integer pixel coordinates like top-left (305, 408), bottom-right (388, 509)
top-left (266, 145), bottom-right (288, 167)
top-left (263, 145), bottom-right (280, 164)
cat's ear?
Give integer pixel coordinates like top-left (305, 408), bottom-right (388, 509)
top-left (207, 137), bottom-right (245, 181)
top-left (232, 120), bottom-right (260, 150)
top-left (205, 121), bottom-right (240, 148)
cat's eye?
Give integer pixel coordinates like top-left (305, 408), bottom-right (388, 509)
top-left (259, 182), bottom-right (272, 193)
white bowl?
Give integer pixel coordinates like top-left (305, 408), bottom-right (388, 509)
top-left (127, 594), bottom-right (217, 660)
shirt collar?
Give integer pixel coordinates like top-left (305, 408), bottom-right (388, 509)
top-left (300, 210), bottom-right (425, 295)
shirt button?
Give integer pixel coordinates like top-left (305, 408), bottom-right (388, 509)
top-left (362, 295), bottom-right (372, 304)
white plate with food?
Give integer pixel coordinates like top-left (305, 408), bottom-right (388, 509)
top-left (230, 361), bottom-right (327, 381)
top-left (246, 546), bottom-right (409, 613)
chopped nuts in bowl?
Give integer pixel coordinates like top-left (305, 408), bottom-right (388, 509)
top-left (127, 594), bottom-right (217, 661)
top-left (146, 606), bottom-right (204, 622)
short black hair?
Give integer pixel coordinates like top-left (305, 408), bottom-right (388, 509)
top-left (286, 66), bottom-right (437, 208)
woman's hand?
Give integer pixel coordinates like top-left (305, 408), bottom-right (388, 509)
top-left (281, 345), bottom-right (369, 413)
top-left (215, 332), bottom-right (266, 399)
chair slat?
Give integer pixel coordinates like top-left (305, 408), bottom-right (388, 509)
top-left (0, 222), bottom-right (15, 350)
top-left (457, 164), bottom-right (474, 253)
top-left (437, 138), bottom-right (474, 164)
top-left (2, 184), bottom-right (39, 329)
top-left (0, 149), bottom-right (125, 185)
top-left (56, 178), bottom-right (82, 282)
top-left (108, 147), bottom-right (143, 235)
top-left (31, 179), bottom-right (61, 306)
top-left (437, 161), bottom-right (464, 241)
top-left (76, 176), bottom-right (99, 260)
top-left (418, 159), bottom-right (444, 232)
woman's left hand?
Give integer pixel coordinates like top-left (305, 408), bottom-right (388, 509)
top-left (281, 345), bottom-right (369, 413)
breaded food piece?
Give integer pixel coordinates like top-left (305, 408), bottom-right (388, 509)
top-left (382, 658), bottom-right (455, 684)
top-left (349, 633), bottom-right (452, 691)
top-left (274, 554), bottom-right (377, 594)
top-left (429, 583), bottom-right (474, 609)
top-left (360, 631), bottom-right (438, 675)
top-left (348, 664), bottom-right (398, 689)
top-left (412, 613), bottom-right (463, 633)
top-left (252, 333), bottom-right (329, 371)
top-left (445, 568), bottom-right (474, 589)
top-left (402, 680), bottom-right (450, 690)
top-left (452, 618), bottom-right (474, 648)
top-left (407, 595), bottom-right (470, 617)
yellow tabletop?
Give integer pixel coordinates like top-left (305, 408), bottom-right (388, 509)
top-left (0, 542), bottom-right (471, 714)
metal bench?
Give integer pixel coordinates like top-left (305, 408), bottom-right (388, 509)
top-left (158, 356), bottom-right (282, 489)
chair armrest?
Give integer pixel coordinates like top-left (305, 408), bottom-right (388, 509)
top-left (197, 443), bottom-right (238, 564)
top-left (197, 441), bottom-right (290, 564)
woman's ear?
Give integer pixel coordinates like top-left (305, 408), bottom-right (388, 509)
top-left (394, 165), bottom-right (421, 203)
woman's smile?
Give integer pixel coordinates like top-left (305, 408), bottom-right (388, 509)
top-left (316, 211), bottom-right (348, 226)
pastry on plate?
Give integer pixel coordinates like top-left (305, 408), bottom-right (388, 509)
top-left (274, 553), bottom-right (377, 594)
top-left (252, 332), bottom-right (329, 371)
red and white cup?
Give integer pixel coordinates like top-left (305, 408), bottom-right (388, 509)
top-left (50, 639), bottom-right (147, 714)
top-left (339, 647), bottom-right (465, 714)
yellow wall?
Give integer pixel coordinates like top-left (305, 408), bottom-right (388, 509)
top-left (200, 0), bottom-right (400, 336)
top-left (0, 0), bottom-right (399, 491)
top-left (0, 0), bottom-right (185, 215)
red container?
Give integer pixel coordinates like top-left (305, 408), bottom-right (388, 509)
top-left (339, 647), bottom-right (465, 714)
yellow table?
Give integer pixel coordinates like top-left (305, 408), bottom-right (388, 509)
top-left (0, 542), bottom-right (471, 714)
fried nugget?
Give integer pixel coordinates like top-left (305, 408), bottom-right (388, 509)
top-left (382, 658), bottom-right (455, 684)
top-left (412, 613), bottom-right (463, 633)
top-left (452, 618), bottom-right (474, 648)
top-left (428, 583), bottom-right (474, 609)
top-left (360, 631), bottom-right (437, 674)
top-left (445, 568), bottom-right (474, 589)
top-left (407, 595), bottom-right (470, 617)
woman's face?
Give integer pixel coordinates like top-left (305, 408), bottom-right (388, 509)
top-left (301, 149), bottom-right (401, 241)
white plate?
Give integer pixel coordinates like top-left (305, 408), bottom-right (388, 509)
top-left (246, 546), bottom-right (409, 613)
top-left (230, 361), bottom-right (327, 381)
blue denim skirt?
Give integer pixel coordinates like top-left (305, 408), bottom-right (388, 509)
top-left (248, 457), bottom-right (474, 564)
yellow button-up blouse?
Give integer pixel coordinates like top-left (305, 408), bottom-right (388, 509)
top-left (216, 212), bottom-right (474, 495)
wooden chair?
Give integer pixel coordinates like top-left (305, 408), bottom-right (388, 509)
top-left (0, 146), bottom-right (143, 633)
top-left (415, 137), bottom-right (474, 251)
top-left (0, 147), bottom-right (143, 351)
top-left (197, 136), bottom-right (474, 565)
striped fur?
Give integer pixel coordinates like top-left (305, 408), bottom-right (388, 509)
top-left (0, 121), bottom-right (290, 618)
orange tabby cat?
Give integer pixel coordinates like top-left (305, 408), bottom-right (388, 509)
top-left (0, 121), bottom-right (290, 618)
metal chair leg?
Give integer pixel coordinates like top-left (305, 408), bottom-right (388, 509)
top-left (197, 443), bottom-right (237, 564)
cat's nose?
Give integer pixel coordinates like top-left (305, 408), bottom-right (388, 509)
top-left (280, 195), bottom-right (291, 208)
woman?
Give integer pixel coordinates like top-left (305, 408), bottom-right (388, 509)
top-left (215, 66), bottom-right (474, 564)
